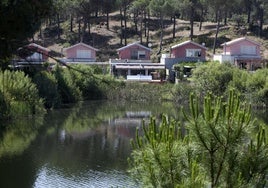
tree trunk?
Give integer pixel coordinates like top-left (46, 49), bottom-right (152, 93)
top-left (199, 7), bottom-right (203, 31)
top-left (140, 13), bottom-right (143, 43)
top-left (120, 8), bottom-right (123, 45)
top-left (57, 13), bottom-right (60, 39)
top-left (144, 12), bottom-right (147, 37)
top-left (246, 0), bottom-right (251, 23)
top-left (78, 18), bottom-right (81, 42)
top-left (258, 7), bottom-right (264, 37)
top-left (224, 10), bottom-right (227, 25)
top-left (70, 14), bottom-right (73, 32)
top-left (123, 6), bottom-right (127, 46)
top-left (88, 19), bottom-right (91, 35)
top-left (146, 13), bottom-right (150, 45)
top-left (157, 14), bottom-right (164, 55)
top-left (81, 17), bottom-right (87, 42)
top-left (106, 12), bottom-right (109, 30)
top-left (134, 13), bottom-right (138, 33)
top-left (213, 12), bottom-right (220, 54)
top-left (172, 16), bottom-right (176, 38)
top-left (190, 6), bottom-right (194, 40)
top-left (247, 8), bottom-right (251, 24)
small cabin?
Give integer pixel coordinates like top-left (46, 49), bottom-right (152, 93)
top-left (170, 40), bottom-right (207, 60)
top-left (11, 43), bottom-right (51, 71)
top-left (117, 42), bottom-right (152, 60)
top-left (161, 40), bottom-right (207, 81)
top-left (110, 42), bottom-right (165, 81)
top-left (24, 43), bottom-right (50, 62)
top-left (213, 37), bottom-right (262, 70)
top-left (64, 42), bottom-right (99, 62)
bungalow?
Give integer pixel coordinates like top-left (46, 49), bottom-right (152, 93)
top-left (213, 37), bottom-right (262, 70)
top-left (161, 40), bottom-right (207, 70)
top-left (110, 42), bottom-right (165, 81)
top-left (160, 40), bottom-right (207, 81)
top-left (117, 41), bottom-right (151, 60)
top-left (11, 43), bottom-right (51, 70)
top-left (63, 42), bottom-right (99, 63)
top-left (21, 43), bottom-right (50, 62)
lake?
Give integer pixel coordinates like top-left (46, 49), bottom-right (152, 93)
top-left (0, 100), bottom-right (179, 188)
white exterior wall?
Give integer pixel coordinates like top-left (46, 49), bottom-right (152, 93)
top-left (213, 54), bottom-right (234, 64)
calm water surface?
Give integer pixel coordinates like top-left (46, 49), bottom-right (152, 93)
top-left (0, 100), bottom-right (178, 188)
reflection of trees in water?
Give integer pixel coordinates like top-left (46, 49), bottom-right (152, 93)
top-left (0, 100), bottom-right (180, 176)
top-left (0, 116), bottom-right (44, 157)
top-left (31, 100), bottom-right (178, 174)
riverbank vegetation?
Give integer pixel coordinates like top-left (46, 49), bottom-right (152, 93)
top-left (0, 62), bottom-right (268, 121)
top-left (0, 70), bottom-right (44, 120)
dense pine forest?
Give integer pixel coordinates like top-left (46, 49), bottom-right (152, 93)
top-left (1, 0), bottom-right (268, 65)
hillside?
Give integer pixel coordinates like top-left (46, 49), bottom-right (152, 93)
top-left (35, 11), bottom-right (268, 63)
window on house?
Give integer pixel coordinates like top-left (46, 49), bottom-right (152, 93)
top-left (27, 52), bottom-right (42, 61)
top-left (186, 49), bottom-right (201, 57)
top-left (138, 51), bottom-right (146, 59)
top-left (241, 46), bottom-right (256, 55)
top-left (77, 50), bottom-right (91, 58)
top-left (131, 50), bottom-right (138, 59)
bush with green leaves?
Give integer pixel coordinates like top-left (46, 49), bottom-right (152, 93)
top-left (33, 71), bottom-right (61, 109)
top-left (227, 67), bottom-right (249, 95)
top-left (246, 68), bottom-right (268, 107)
top-left (192, 62), bottom-right (234, 96)
top-left (0, 70), bottom-right (44, 119)
top-left (129, 90), bottom-right (268, 187)
top-left (170, 81), bottom-right (195, 104)
top-left (111, 82), bottom-right (173, 102)
top-left (64, 64), bottom-right (121, 100)
top-left (53, 65), bottom-right (82, 103)
top-left (0, 90), bottom-right (9, 119)
top-left (191, 62), bottom-right (268, 108)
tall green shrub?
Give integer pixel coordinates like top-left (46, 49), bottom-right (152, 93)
top-left (65, 64), bottom-right (125, 100)
top-left (33, 71), bottom-right (61, 109)
top-left (66, 64), bottom-right (104, 100)
top-left (53, 65), bottom-right (82, 103)
top-left (0, 70), bottom-right (44, 118)
top-left (0, 90), bottom-right (9, 119)
top-left (246, 68), bottom-right (268, 107)
top-left (192, 62), bottom-right (234, 96)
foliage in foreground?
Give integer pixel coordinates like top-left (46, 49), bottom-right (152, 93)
top-left (129, 90), bottom-right (268, 187)
top-left (0, 70), bottom-right (44, 120)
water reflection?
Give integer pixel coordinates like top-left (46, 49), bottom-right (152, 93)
top-left (0, 116), bottom-right (44, 157)
top-left (0, 100), bottom-right (266, 188)
top-left (0, 100), bottom-right (176, 188)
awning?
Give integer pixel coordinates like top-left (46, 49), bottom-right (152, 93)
top-left (115, 65), bottom-right (165, 70)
